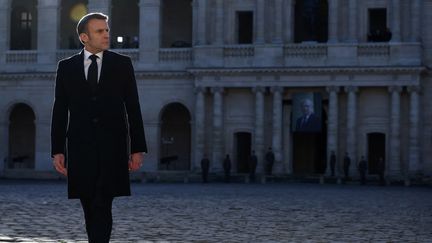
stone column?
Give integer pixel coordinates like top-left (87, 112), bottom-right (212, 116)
top-left (194, 87), bottom-right (206, 171)
top-left (214, 0), bottom-right (224, 45)
top-left (196, 0), bottom-right (207, 45)
top-left (0, 0), bottom-right (11, 64)
top-left (326, 86), bottom-right (340, 177)
top-left (410, 0), bottom-right (421, 42)
top-left (345, 86), bottom-right (358, 176)
top-left (391, 0), bottom-right (401, 42)
top-left (255, 0), bottom-right (265, 44)
top-left (211, 87), bottom-right (224, 171)
top-left (88, 0), bottom-right (111, 15)
top-left (271, 87), bottom-right (284, 172)
top-left (272, 0), bottom-right (283, 44)
top-left (139, 0), bottom-right (160, 64)
top-left (253, 86), bottom-right (265, 172)
top-left (407, 86), bottom-right (420, 175)
top-left (37, 0), bottom-right (60, 64)
top-left (388, 86), bottom-right (402, 177)
top-left (283, 0), bottom-right (295, 43)
top-left (347, 0), bottom-right (358, 43)
top-left (328, 0), bottom-right (339, 43)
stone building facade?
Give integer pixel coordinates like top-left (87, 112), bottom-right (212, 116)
top-left (0, 0), bottom-right (431, 182)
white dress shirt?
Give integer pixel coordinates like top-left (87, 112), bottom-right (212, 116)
top-left (83, 49), bottom-right (103, 82)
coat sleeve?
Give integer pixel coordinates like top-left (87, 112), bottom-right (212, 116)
top-left (124, 57), bottom-right (147, 153)
top-left (51, 61), bottom-right (69, 156)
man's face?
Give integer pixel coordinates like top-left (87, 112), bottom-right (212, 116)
top-left (80, 19), bottom-right (110, 53)
top-left (301, 100), bottom-right (313, 116)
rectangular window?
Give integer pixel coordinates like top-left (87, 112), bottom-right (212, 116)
top-left (237, 11), bottom-right (253, 44)
top-left (368, 8), bottom-right (391, 42)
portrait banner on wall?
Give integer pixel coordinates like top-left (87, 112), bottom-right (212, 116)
top-left (292, 92), bottom-right (322, 133)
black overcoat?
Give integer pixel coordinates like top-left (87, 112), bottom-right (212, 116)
top-left (51, 50), bottom-right (147, 199)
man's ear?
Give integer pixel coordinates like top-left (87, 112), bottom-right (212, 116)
top-left (79, 33), bottom-right (88, 44)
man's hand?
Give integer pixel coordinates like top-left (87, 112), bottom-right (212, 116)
top-left (53, 153), bottom-right (67, 176)
top-left (129, 152), bottom-right (144, 172)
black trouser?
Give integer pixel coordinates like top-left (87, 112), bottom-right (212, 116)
top-left (80, 191), bottom-right (114, 243)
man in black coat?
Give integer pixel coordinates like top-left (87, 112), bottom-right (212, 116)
top-left (343, 152), bottom-right (351, 180)
top-left (51, 13), bottom-right (147, 242)
top-left (249, 150), bottom-right (258, 182)
top-left (329, 150), bottom-right (336, 177)
top-left (201, 154), bottom-right (210, 183)
top-left (265, 147), bottom-right (275, 175)
top-left (223, 154), bottom-right (231, 183)
top-left (358, 156), bottom-right (367, 185)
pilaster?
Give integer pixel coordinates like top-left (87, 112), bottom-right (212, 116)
top-left (388, 86), bottom-right (402, 177)
top-left (270, 86), bottom-right (284, 172)
top-left (37, 0), bottom-right (60, 64)
top-left (328, 0), bottom-right (339, 43)
top-left (194, 86), bottom-right (207, 171)
top-left (391, 0), bottom-right (401, 42)
top-left (252, 86), bottom-right (266, 172)
top-left (272, 0), bottom-right (283, 44)
top-left (211, 87), bottom-right (224, 171)
top-left (0, 0), bottom-right (11, 64)
top-left (407, 85), bottom-right (420, 175)
top-left (345, 86), bottom-right (358, 177)
top-left (255, 0), bottom-right (265, 44)
top-left (326, 86), bottom-right (340, 177)
top-left (139, 0), bottom-right (160, 65)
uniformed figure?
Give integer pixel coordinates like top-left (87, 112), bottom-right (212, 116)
top-left (223, 154), bottom-right (231, 183)
top-left (329, 150), bottom-right (336, 177)
top-left (358, 156), bottom-right (368, 185)
top-left (249, 150), bottom-right (258, 182)
top-left (265, 147), bottom-right (275, 175)
top-left (343, 152), bottom-right (351, 180)
top-left (201, 154), bottom-right (210, 183)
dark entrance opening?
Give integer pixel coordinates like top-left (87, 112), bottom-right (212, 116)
top-left (292, 108), bottom-right (327, 175)
top-left (235, 132), bottom-right (251, 173)
top-left (367, 133), bottom-right (385, 175)
top-left (8, 103), bottom-right (36, 169)
top-left (159, 103), bottom-right (191, 171)
top-left (237, 11), bottom-right (253, 44)
top-left (368, 8), bottom-right (390, 42)
top-left (294, 0), bottom-right (328, 43)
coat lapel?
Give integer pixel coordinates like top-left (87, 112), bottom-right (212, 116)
top-left (99, 50), bottom-right (112, 84)
top-left (73, 50), bottom-right (86, 83)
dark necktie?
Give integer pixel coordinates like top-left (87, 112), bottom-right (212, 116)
top-left (88, 54), bottom-right (98, 89)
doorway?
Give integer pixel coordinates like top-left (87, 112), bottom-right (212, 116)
top-left (8, 103), bottom-right (35, 169)
top-left (367, 133), bottom-right (385, 175)
top-left (235, 132), bottom-right (251, 173)
top-left (159, 103), bottom-right (191, 171)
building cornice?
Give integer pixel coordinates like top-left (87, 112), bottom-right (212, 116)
top-left (188, 66), bottom-right (426, 76)
top-left (0, 66), bottom-right (426, 81)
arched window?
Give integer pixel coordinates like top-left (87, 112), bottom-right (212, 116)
top-left (10, 0), bottom-right (37, 50)
top-left (294, 0), bottom-right (328, 43)
top-left (8, 103), bottom-right (36, 169)
top-left (59, 0), bottom-right (88, 49)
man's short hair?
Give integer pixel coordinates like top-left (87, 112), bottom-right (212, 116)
top-left (76, 12), bottom-right (109, 36)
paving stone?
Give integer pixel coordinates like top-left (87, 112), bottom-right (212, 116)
top-left (0, 181), bottom-right (431, 242)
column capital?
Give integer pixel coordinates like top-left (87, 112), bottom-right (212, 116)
top-left (407, 85), bottom-right (421, 93)
top-left (252, 86), bottom-right (266, 93)
top-left (195, 86), bottom-right (207, 94)
top-left (270, 86), bottom-right (284, 94)
top-left (210, 87), bottom-right (225, 94)
top-left (344, 86), bottom-right (358, 93)
top-left (326, 86), bottom-right (340, 93)
top-left (388, 86), bottom-right (403, 93)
